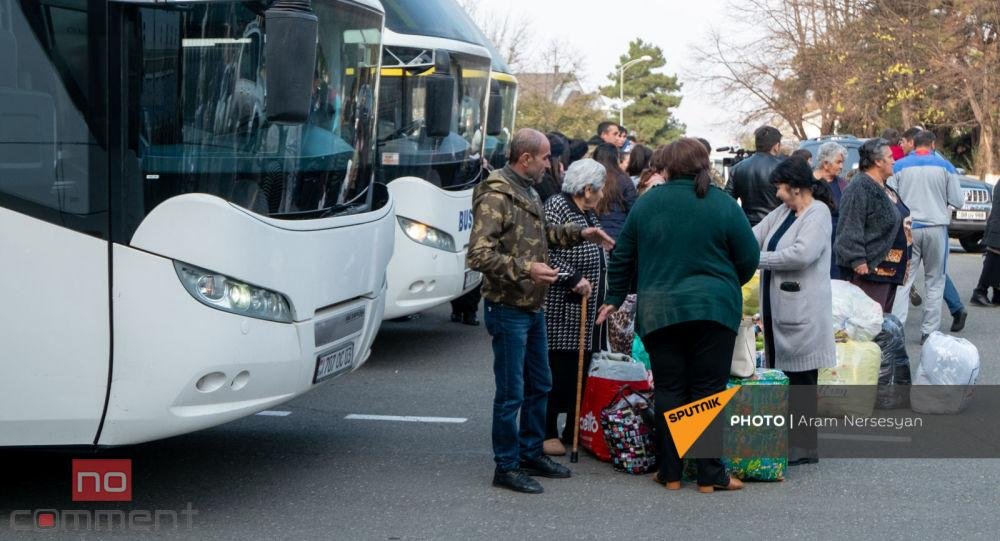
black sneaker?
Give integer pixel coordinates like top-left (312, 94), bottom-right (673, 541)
top-left (461, 312), bottom-right (480, 326)
top-left (951, 309), bottom-right (968, 332)
top-left (450, 312), bottom-right (463, 323)
top-left (493, 469), bottom-right (543, 494)
top-left (520, 455), bottom-right (572, 479)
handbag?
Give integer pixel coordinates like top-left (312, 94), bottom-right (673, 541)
top-left (731, 317), bottom-right (756, 378)
top-left (608, 294), bottom-right (637, 355)
top-left (600, 385), bottom-right (657, 474)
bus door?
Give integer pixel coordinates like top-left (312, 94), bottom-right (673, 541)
top-left (0, 0), bottom-right (110, 446)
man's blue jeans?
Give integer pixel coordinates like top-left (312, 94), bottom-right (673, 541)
top-left (484, 301), bottom-right (552, 472)
top-left (944, 274), bottom-right (964, 315)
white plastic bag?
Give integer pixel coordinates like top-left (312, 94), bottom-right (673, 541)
top-left (830, 280), bottom-right (884, 341)
top-left (911, 332), bottom-right (980, 414)
top-left (590, 351), bottom-right (647, 382)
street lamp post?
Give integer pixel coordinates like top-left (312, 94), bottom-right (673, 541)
top-left (618, 55), bottom-right (652, 126)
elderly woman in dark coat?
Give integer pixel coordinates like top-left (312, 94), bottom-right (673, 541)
top-left (541, 159), bottom-right (607, 456)
top-left (834, 138), bottom-right (911, 312)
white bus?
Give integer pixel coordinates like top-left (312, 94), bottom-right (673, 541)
top-left (0, 0), bottom-right (393, 446)
top-left (376, 0), bottom-right (503, 321)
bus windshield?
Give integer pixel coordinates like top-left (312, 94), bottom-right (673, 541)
top-left (126, 0), bottom-right (382, 220)
top-left (376, 49), bottom-right (489, 190)
top-left (485, 78), bottom-right (517, 170)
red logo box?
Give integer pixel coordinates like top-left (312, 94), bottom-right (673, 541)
top-left (71, 459), bottom-right (132, 502)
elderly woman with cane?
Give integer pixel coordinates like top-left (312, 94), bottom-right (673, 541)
top-left (541, 159), bottom-right (607, 457)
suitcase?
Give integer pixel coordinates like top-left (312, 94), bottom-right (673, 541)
top-left (722, 368), bottom-right (788, 481)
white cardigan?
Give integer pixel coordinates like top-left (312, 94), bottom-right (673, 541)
top-left (752, 202), bottom-right (837, 372)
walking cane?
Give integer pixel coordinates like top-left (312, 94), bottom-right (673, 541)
top-left (570, 294), bottom-right (589, 463)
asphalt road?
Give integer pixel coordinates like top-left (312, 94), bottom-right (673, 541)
top-left (2, 241), bottom-right (999, 540)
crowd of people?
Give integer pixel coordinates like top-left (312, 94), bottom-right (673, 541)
top-left (466, 121), bottom-right (1000, 495)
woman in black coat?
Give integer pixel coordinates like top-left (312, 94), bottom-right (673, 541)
top-left (541, 158), bottom-right (607, 456)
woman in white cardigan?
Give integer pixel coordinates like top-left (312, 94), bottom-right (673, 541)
top-left (752, 157), bottom-right (837, 466)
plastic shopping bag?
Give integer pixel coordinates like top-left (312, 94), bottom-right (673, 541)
top-left (579, 352), bottom-right (651, 462)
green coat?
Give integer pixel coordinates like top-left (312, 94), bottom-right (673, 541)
top-left (467, 166), bottom-right (584, 311)
top-left (606, 178), bottom-right (760, 336)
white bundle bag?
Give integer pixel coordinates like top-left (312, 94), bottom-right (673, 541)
top-left (590, 351), bottom-right (647, 382)
top-left (911, 332), bottom-right (980, 414)
top-left (830, 280), bottom-right (884, 341)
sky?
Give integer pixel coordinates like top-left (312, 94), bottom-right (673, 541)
top-left (473, 0), bottom-right (740, 145)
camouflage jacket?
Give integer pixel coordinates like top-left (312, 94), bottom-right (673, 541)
top-left (467, 166), bottom-right (584, 311)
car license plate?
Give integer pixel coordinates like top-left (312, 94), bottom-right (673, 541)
top-left (957, 211), bottom-right (986, 220)
top-left (314, 343), bottom-right (355, 383)
top-left (464, 270), bottom-right (482, 290)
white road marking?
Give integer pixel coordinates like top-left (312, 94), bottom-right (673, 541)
top-left (345, 414), bottom-right (467, 423)
top-left (256, 410), bottom-right (292, 417)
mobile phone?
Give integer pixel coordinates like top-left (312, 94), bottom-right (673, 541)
top-left (557, 272), bottom-right (571, 278)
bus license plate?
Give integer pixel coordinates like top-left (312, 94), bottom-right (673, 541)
top-left (314, 343), bottom-right (355, 383)
top-left (956, 211), bottom-right (986, 220)
top-left (464, 270), bottom-right (481, 290)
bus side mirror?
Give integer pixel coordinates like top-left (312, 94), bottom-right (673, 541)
top-left (424, 75), bottom-right (455, 137)
top-left (264, 2), bottom-right (318, 124)
top-left (487, 94), bottom-right (503, 136)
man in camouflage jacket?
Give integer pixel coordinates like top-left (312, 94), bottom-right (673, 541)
top-left (468, 128), bottom-right (613, 494)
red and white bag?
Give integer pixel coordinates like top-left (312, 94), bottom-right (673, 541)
top-left (578, 351), bottom-right (652, 461)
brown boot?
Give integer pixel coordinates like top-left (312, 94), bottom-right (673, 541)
top-left (543, 438), bottom-right (566, 456)
top-left (698, 476), bottom-right (744, 493)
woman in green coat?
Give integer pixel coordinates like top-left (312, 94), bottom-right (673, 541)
top-left (598, 138), bottom-right (760, 493)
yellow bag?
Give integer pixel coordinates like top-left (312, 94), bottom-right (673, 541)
top-left (741, 272), bottom-right (761, 316)
top-left (818, 341), bottom-right (881, 418)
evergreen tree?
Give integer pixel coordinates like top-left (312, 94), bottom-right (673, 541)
top-left (600, 39), bottom-right (685, 145)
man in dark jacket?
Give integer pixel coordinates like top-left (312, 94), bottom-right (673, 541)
top-left (971, 180), bottom-right (1000, 306)
top-left (725, 125), bottom-right (784, 225)
top-left (467, 128), bottom-right (614, 494)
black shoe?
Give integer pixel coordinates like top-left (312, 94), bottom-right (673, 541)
top-left (493, 469), bottom-right (543, 494)
top-left (992, 289), bottom-right (1000, 305)
top-left (920, 334), bottom-right (929, 345)
top-left (461, 312), bottom-right (480, 326)
top-left (450, 312), bottom-right (463, 323)
top-left (971, 290), bottom-right (992, 307)
top-left (520, 455), bottom-right (572, 479)
top-left (951, 310), bottom-right (968, 332)
top-left (910, 288), bottom-right (923, 307)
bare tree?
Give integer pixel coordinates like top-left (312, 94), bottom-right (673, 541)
top-left (456, 0), bottom-right (534, 72)
top-left (691, 0), bottom-right (864, 139)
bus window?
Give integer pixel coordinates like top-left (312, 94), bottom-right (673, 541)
top-left (0, 0), bottom-right (106, 236)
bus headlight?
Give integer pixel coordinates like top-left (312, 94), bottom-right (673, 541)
top-left (397, 216), bottom-right (456, 252)
top-left (174, 262), bottom-right (293, 323)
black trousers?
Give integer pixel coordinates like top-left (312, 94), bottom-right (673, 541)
top-left (545, 350), bottom-right (593, 441)
top-left (786, 369), bottom-right (818, 462)
top-left (450, 284), bottom-right (481, 314)
top-left (644, 320), bottom-right (735, 486)
top-left (975, 251), bottom-right (1000, 293)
